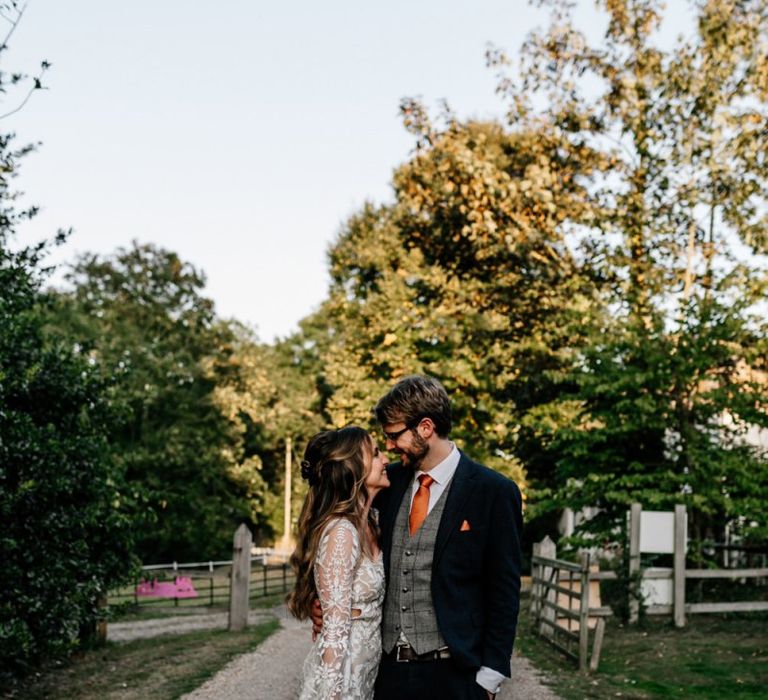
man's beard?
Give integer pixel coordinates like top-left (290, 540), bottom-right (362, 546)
top-left (399, 433), bottom-right (429, 470)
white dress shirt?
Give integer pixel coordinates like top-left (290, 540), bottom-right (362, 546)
top-left (408, 441), bottom-right (461, 513)
top-left (406, 444), bottom-right (506, 695)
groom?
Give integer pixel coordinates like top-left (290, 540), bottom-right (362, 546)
top-left (371, 375), bottom-right (522, 699)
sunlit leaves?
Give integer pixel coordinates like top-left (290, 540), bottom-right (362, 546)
top-left (494, 0), bottom-right (768, 543)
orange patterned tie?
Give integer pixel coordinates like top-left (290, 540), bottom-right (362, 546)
top-left (409, 474), bottom-right (434, 536)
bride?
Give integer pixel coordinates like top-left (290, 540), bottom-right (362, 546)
top-left (287, 426), bottom-right (390, 699)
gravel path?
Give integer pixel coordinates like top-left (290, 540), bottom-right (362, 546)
top-left (181, 606), bottom-right (310, 700)
top-left (500, 652), bottom-right (561, 700)
top-left (181, 605), bottom-right (561, 699)
top-left (107, 610), bottom-right (276, 643)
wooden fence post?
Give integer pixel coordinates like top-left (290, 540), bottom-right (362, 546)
top-left (628, 503), bottom-right (641, 624)
top-left (530, 541), bottom-right (541, 615)
top-left (590, 618), bottom-right (606, 672)
top-left (578, 551), bottom-right (590, 673)
top-left (228, 523), bottom-right (252, 631)
top-left (95, 594), bottom-right (108, 644)
top-left (673, 504), bottom-right (687, 628)
top-left (539, 536), bottom-right (557, 638)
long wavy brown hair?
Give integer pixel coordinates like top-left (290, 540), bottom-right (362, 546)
top-left (287, 426), bottom-right (377, 620)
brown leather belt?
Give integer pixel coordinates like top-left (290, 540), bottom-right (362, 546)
top-left (392, 644), bottom-right (451, 662)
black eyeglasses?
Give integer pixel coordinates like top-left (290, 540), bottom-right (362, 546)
top-left (383, 425), bottom-right (411, 442)
top-left (383, 419), bottom-right (422, 442)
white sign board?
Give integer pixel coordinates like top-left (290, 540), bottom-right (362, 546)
top-left (639, 510), bottom-right (686, 554)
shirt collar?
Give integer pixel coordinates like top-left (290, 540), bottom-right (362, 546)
top-left (416, 442), bottom-right (460, 486)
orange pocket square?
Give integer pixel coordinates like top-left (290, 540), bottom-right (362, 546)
top-left (460, 519), bottom-right (471, 532)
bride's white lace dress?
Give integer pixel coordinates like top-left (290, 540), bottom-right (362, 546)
top-left (298, 517), bottom-right (385, 700)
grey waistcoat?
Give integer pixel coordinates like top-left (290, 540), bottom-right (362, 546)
top-left (382, 477), bottom-right (453, 654)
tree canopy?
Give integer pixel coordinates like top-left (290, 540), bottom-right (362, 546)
top-left (48, 243), bottom-right (259, 562)
top-left (485, 0), bottom-right (768, 543)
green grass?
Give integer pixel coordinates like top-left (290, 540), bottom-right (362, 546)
top-left (110, 591), bottom-right (289, 623)
top-left (250, 592), bottom-right (291, 609)
top-left (3, 619), bottom-right (280, 700)
top-left (517, 596), bottom-right (768, 699)
top-left (108, 605), bottom-right (228, 622)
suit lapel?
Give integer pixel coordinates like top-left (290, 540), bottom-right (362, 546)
top-left (434, 453), bottom-right (478, 566)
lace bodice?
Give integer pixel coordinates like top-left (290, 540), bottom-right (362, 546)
top-left (298, 518), bottom-right (385, 700)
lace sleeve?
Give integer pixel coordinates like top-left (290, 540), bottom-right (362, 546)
top-left (313, 518), bottom-right (360, 699)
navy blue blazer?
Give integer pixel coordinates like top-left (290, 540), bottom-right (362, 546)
top-left (374, 452), bottom-right (523, 677)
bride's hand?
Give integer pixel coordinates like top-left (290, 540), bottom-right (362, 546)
top-left (310, 597), bottom-right (323, 640)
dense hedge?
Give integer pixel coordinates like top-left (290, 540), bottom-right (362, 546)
top-left (0, 243), bottom-right (135, 676)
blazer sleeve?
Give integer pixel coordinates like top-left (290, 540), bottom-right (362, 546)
top-left (481, 476), bottom-right (523, 676)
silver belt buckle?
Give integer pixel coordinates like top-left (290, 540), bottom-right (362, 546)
top-left (395, 644), bottom-right (410, 662)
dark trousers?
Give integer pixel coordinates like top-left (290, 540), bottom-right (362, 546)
top-left (374, 652), bottom-right (488, 700)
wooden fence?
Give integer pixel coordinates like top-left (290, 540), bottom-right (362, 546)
top-left (590, 564), bottom-right (768, 625)
top-left (535, 503), bottom-right (768, 646)
top-left (622, 504), bottom-right (768, 626)
top-left (531, 540), bottom-right (607, 672)
top-left (108, 551), bottom-right (294, 613)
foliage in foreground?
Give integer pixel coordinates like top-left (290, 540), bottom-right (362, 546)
top-left (0, 238), bottom-right (135, 676)
top-left (0, 5), bottom-right (136, 677)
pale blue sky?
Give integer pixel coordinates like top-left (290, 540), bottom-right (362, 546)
top-left (6, 1), bottom-right (691, 340)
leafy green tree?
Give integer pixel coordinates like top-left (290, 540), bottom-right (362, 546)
top-left (1, 239), bottom-right (136, 676)
top-left (49, 243), bottom-right (253, 562)
top-left (321, 115), bottom-right (605, 490)
top-left (489, 0), bottom-right (768, 544)
top-left (0, 241), bottom-right (137, 676)
top-left (313, 0), bottom-right (768, 555)
top-left (0, 5), bottom-right (134, 675)
top-left (208, 318), bottom-right (326, 542)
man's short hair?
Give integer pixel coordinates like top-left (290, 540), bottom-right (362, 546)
top-left (374, 375), bottom-right (452, 437)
